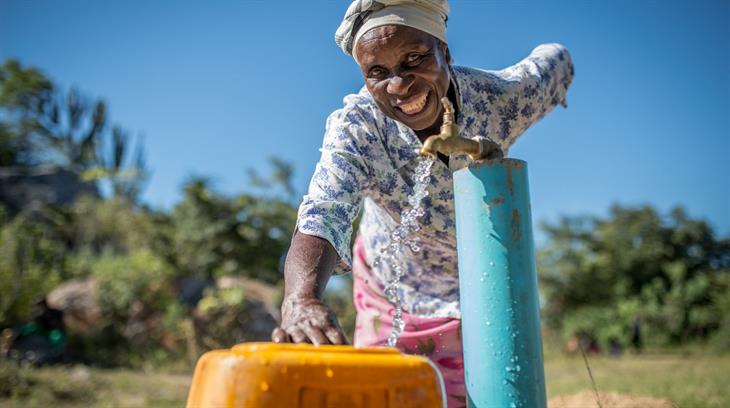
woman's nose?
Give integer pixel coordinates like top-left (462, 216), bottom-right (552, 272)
top-left (386, 74), bottom-right (414, 96)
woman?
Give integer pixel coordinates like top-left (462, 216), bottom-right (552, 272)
top-left (271, 1), bottom-right (573, 405)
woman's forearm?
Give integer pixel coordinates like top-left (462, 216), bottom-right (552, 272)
top-left (272, 230), bottom-right (348, 344)
top-left (283, 230), bottom-right (338, 301)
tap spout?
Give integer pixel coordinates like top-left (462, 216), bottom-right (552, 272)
top-left (420, 97), bottom-right (502, 161)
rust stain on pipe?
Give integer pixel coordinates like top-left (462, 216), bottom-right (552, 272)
top-left (488, 194), bottom-right (505, 207)
top-left (511, 208), bottom-right (522, 243)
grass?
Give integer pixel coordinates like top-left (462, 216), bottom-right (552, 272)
top-left (0, 363), bottom-right (191, 408)
top-left (1, 353), bottom-right (728, 407)
top-left (544, 353), bottom-right (730, 408)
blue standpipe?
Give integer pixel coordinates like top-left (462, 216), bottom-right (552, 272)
top-left (453, 158), bottom-right (547, 408)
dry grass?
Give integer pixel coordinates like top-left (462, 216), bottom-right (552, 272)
top-left (548, 390), bottom-right (676, 408)
top-left (1, 353), bottom-right (727, 407)
top-left (0, 364), bottom-right (191, 408)
top-left (545, 353), bottom-right (730, 408)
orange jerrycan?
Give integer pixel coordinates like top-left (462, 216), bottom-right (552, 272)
top-left (186, 342), bottom-right (445, 407)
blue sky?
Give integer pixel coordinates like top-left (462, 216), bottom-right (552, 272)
top-left (1, 0), bottom-right (728, 236)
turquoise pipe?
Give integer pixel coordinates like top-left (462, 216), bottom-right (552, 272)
top-left (453, 158), bottom-right (546, 408)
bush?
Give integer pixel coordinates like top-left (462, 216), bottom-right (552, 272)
top-left (539, 205), bottom-right (730, 350)
top-left (78, 249), bottom-right (181, 366)
top-left (0, 215), bottom-right (64, 326)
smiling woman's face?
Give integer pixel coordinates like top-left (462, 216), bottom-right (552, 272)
top-left (355, 25), bottom-right (452, 132)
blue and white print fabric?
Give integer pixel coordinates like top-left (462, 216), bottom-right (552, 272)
top-left (296, 43), bottom-right (574, 318)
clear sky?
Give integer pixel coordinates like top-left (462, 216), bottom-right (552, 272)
top-left (1, 0), bottom-right (728, 236)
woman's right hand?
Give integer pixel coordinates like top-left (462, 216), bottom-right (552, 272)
top-left (271, 295), bottom-right (349, 345)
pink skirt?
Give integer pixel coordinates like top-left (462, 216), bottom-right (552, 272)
top-left (352, 238), bottom-right (467, 408)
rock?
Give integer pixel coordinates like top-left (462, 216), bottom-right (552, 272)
top-left (192, 276), bottom-right (281, 346)
top-left (46, 278), bottom-right (101, 334)
top-left (216, 275), bottom-right (279, 320)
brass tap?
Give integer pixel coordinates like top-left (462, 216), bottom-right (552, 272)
top-left (420, 97), bottom-right (502, 161)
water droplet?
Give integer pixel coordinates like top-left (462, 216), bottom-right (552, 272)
top-left (486, 321), bottom-right (491, 326)
top-left (515, 365), bottom-right (521, 372)
top-left (260, 381), bottom-right (269, 391)
top-left (489, 261), bottom-right (495, 267)
top-left (510, 403), bottom-right (517, 408)
top-left (325, 368), bottom-right (334, 378)
top-left (502, 379), bottom-right (508, 385)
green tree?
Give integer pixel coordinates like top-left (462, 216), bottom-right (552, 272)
top-left (0, 59), bottom-right (148, 203)
top-left (0, 213), bottom-right (65, 325)
top-left (247, 157), bottom-right (297, 201)
top-left (84, 126), bottom-right (148, 204)
top-left (0, 59), bottom-right (53, 166)
top-left (538, 205), bottom-right (730, 349)
top-left (161, 174), bottom-right (297, 284)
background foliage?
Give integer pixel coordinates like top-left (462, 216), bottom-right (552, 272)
top-left (538, 205), bottom-right (730, 351)
top-left (0, 59), bottom-right (323, 368)
top-left (0, 58), bottom-right (727, 381)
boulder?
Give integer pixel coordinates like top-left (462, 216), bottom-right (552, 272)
top-left (46, 278), bottom-right (101, 334)
top-left (216, 275), bottom-right (279, 320)
top-left (192, 276), bottom-right (281, 346)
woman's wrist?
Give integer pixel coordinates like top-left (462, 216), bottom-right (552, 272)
top-left (282, 290), bottom-right (320, 305)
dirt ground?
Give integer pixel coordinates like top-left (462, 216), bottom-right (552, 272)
top-left (548, 390), bottom-right (677, 408)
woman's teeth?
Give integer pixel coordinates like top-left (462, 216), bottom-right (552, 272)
top-left (398, 93), bottom-right (428, 115)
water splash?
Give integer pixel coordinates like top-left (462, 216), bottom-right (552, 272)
top-left (378, 157), bottom-right (434, 347)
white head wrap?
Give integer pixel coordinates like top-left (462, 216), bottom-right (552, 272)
top-left (335, 0), bottom-right (449, 60)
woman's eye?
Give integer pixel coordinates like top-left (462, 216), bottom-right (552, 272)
top-left (407, 54), bottom-right (424, 64)
top-left (369, 68), bottom-right (386, 78)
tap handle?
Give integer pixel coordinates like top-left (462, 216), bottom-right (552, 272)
top-left (441, 97), bottom-right (455, 126)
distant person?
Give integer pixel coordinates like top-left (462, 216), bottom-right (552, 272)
top-left (608, 337), bottom-right (623, 357)
top-left (271, 0), bottom-right (573, 405)
top-left (631, 317), bottom-right (643, 353)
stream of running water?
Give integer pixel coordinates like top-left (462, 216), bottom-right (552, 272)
top-left (376, 156), bottom-right (434, 347)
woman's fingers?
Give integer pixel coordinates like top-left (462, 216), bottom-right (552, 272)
top-left (301, 325), bottom-right (330, 346)
top-left (271, 326), bottom-right (289, 343)
top-left (277, 298), bottom-right (347, 345)
top-left (324, 325), bottom-right (348, 345)
top-left (288, 326), bottom-right (310, 344)
top-left (275, 322), bottom-right (347, 345)
top-left (481, 138), bottom-right (503, 160)
top-left (486, 146), bottom-right (504, 160)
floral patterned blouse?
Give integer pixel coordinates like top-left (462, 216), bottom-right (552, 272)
top-left (296, 43), bottom-right (574, 318)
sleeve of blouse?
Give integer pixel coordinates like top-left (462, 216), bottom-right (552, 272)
top-left (295, 105), bottom-right (373, 274)
top-left (490, 43), bottom-right (574, 151)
